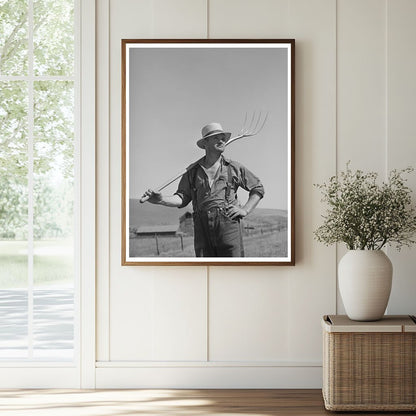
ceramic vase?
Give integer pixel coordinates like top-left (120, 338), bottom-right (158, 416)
top-left (338, 250), bottom-right (392, 321)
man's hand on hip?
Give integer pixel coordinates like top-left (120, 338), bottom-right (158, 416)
top-left (226, 205), bottom-right (248, 220)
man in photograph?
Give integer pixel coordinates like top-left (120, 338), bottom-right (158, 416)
top-left (142, 122), bottom-right (265, 257)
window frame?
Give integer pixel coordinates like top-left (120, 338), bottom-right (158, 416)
top-left (0, 0), bottom-right (96, 388)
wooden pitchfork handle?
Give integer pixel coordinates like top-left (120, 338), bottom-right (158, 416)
top-left (139, 112), bottom-right (268, 203)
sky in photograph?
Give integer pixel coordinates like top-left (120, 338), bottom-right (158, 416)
top-left (128, 44), bottom-right (290, 210)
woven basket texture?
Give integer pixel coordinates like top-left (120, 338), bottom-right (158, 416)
top-left (323, 330), bottom-right (416, 411)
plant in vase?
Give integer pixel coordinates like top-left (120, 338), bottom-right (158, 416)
top-left (314, 163), bottom-right (416, 321)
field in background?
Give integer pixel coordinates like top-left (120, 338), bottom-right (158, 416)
top-left (129, 207), bottom-right (288, 258)
top-left (0, 240), bottom-right (73, 289)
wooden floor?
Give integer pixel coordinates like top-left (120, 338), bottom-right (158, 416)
top-left (0, 389), bottom-right (413, 415)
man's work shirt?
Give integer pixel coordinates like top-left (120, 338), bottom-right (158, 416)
top-left (175, 156), bottom-right (265, 213)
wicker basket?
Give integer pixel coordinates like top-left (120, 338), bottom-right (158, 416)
top-left (322, 315), bottom-right (416, 411)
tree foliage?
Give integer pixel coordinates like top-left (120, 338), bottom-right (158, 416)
top-left (0, 0), bottom-right (28, 75)
top-left (33, 0), bottom-right (74, 76)
top-left (0, 0), bottom-right (74, 240)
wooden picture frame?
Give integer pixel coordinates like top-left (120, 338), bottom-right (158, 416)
top-left (122, 39), bottom-right (295, 265)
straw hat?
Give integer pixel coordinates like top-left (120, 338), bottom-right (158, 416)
top-left (197, 122), bottom-right (231, 149)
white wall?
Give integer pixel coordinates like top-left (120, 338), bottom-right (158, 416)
top-left (95, 0), bottom-right (416, 388)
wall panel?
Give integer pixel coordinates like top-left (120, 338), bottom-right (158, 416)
top-left (209, 0), bottom-right (289, 38)
top-left (336, 0), bottom-right (387, 313)
top-left (337, 0), bottom-right (387, 171)
top-left (106, 0), bottom-right (209, 363)
top-left (386, 0), bottom-right (416, 314)
top-left (209, 268), bottom-right (290, 362)
top-left (110, 268), bottom-right (207, 361)
top-left (94, 0), bottom-right (416, 388)
top-left (286, 0), bottom-right (337, 361)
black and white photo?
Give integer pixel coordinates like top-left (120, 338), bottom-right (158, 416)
top-left (122, 39), bottom-right (295, 265)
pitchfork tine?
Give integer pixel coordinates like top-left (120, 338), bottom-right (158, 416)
top-left (253, 111), bottom-right (268, 135)
top-left (247, 111), bottom-right (257, 134)
top-left (238, 112), bottom-right (248, 136)
top-left (241, 112), bottom-right (251, 135)
top-left (252, 112), bottom-right (262, 134)
top-left (243, 111), bottom-right (264, 136)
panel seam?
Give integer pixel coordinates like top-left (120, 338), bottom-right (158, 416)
top-left (207, 0), bottom-right (210, 39)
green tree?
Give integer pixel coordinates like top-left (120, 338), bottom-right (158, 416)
top-left (0, 0), bottom-right (74, 240)
top-left (0, 176), bottom-right (27, 238)
top-left (0, 0), bottom-right (28, 75)
top-left (33, 0), bottom-right (74, 76)
top-left (0, 81), bottom-right (28, 238)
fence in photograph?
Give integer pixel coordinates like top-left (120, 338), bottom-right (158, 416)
top-left (129, 210), bottom-right (288, 258)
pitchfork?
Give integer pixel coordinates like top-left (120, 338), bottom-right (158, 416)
top-left (139, 111), bottom-right (268, 203)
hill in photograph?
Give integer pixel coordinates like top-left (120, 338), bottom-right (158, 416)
top-left (129, 199), bottom-right (288, 258)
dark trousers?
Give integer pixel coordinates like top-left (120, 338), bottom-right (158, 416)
top-left (193, 208), bottom-right (244, 257)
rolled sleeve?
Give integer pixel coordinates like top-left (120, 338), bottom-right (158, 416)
top-left (238, 164), bottom-right (265, 198)
top-left (174, 171), bottom-right (192, 208)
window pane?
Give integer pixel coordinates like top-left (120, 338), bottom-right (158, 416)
top-left (33, 0), bottom-right (74, 76)
top-left (0, 289), bottom-right (28, 359)
top-left (33, 80), bottom-right (74, 359)
top-left (33, 81), bottom-right (74, 253)
top-left (33, 287), bottom-right (74, 360)
top-left (0, 81), bottom-right (28, 359)
top-left (0, 81), bottom-right (28, 244)
top-left (0, 0), bottom-right (28, 76)
top-left (33, 81), bottom-right (74, 168)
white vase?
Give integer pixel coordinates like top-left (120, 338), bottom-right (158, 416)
top-left (338, 250), bottom-right (393, 321)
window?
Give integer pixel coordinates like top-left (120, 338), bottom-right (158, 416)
top-left (0, 0), bottom-right (77, 361)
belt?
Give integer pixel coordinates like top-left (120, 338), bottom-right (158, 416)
top-left (194, 206), bottom-right (227, 215)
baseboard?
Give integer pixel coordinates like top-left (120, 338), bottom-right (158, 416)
top-left (95, 365), bottom-right (323, 388)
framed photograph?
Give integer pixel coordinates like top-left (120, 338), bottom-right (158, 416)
top-left (122, 39), bottom-right (295, 266)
